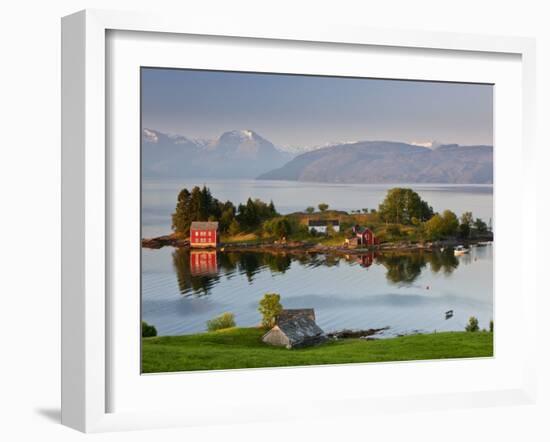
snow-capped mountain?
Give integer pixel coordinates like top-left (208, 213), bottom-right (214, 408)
top-left (278, 140), bottom-right (359, 155)
top-left (142, 128), bottom-right (291, 178)
top-left (410, 140), bottom-right (444, 149)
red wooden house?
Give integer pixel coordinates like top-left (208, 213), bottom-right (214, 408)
top-left (351, 225), bottom-right (379, 246)
top-left (190, 221), bottom-right (219, 248)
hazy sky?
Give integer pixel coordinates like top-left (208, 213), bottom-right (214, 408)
top-left (141, 68), bottom-right (493, 147)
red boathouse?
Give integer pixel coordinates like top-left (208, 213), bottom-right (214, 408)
top-left (352, 225), bottom-right (379, 246)
top-left (190, 221), bottom-right (219, 248)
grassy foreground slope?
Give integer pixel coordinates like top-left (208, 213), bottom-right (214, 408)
top-left (142, 327), bottom-right (493, 373)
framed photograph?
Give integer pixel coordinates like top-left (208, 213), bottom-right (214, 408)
top-left (61, 9), bottom-right (537, 432)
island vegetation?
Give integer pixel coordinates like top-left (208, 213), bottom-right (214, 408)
top-left (143, 185), bottom-right (492, 250)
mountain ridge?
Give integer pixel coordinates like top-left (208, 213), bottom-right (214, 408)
top-left (257, 140), bottom-right (493, 184)
top-left (142, 128), bottom-right (493, 184)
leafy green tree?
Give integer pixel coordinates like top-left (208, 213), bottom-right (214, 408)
top-left (258, 293), bottom-right (283, 328)
top-left (172, 185), bottom-right (232, 235)
top-left (362, 208), bottom-right (369, 214)
top-left (490, 319), bottom-right (494, 333)
top-left (378, 188), bottom-right (433, 224)
top-left (441, 210), bottom-right (459, 236)
top-left (237, 198), bottom-right (279, 230)
top-left (218, 203), bottom-right (236, 233)
top-left (305, 206), bottom-right (315, 214)
top-left (424, 210), bottom-right (459, 239)
top-left (459, 211), bottom-right (473, 239)
top-left (171, 188), bottom-right (192, 235)
top-left (473, 218), bottom-right (488, 233)
top-left (318, 203), bottom-right (329, 212)
top-left (264, 217), bottom-right (292, 239)
top-left (228, 219), bottom-right (240, 236)
top-left (423, 214), bottom-right (445, 239)
top-left (465, 316), bottom-right (480, 332)
top-left (268, 200), bottom-right (276, 215)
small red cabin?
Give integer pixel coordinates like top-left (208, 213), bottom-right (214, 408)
top-left (190, 221), bottom-right (219, 248)
top-left (352, 225), bottom-right (379, 246)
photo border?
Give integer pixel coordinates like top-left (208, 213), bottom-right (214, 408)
top-left (61, 9), bottom-right (537, 432)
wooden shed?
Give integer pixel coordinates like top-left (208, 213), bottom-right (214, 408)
top-left (346, 225), bottom-right (378, 247)
top-left (262, 309), bottom-right (327, 349)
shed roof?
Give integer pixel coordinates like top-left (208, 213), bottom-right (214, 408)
top-left (190, 221), bottom-right (219, 230)
top-left (308, 219), bottom-right (340, 227)
top-left (278, 308), bottom-right (315, 323)
top-left (276, 316), bottom-right (325, 345)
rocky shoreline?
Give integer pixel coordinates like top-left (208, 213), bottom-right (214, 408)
top-left (141, 234), bottom-right (492, 255)
top-left (327, 327), bottom-right (390, 340)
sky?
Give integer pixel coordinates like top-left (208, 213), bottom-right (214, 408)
top-left (141, 68), bottom-right (493, 148)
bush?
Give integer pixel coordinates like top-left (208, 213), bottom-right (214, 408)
top-left (206, 312), bottom-right (236, 332)
top-left (465, 316), bottom-right (480, 332)
top-left (258, 293), bottom-right (283, 328)
top-left (263, 217), bottom-right (292, 239)
top-left (386, 225), bottom-right (402, 237)
top-left (142, 321), bottom-right (157, 337)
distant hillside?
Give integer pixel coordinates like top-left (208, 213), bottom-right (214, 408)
top-left (142, 129), bottom-right (292, 179)
top-left (257, 141), bottom-right (493, 184)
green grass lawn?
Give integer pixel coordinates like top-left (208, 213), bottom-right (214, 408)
top-left (141, 327), bottom-right (493, 373)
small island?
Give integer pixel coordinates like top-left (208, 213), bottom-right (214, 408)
top-left (142, 185), bottom-right (493, 254)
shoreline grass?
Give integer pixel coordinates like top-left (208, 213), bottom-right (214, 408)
top-left (142, 327), bottom-right (493, 373)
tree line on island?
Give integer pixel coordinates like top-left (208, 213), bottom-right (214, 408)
top-left (171, 185), bottom-right (490, 243)
top-left (172, 185), bottom-right (279, 236)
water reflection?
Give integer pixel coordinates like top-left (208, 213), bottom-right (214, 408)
top-left (378, 249), bottom-right (459, 286)
top-left (173, 248), bottom-right (461, 297)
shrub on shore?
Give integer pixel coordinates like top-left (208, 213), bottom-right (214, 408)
top-left (207, 312), bottom-right (236, 332)
top-left (465, 316), bottom-right (480, 332)
top-left (142, 320), bottom-right (158, 337)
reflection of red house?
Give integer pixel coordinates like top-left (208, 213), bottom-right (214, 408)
top-left (351, 225), bottom-right (379, 246)
top-left (190, 250), bottom-right (218, 275)
top-left (190, 221), bottom-right (219, 248)
top-left (358, 252), bottom-right (374, 268)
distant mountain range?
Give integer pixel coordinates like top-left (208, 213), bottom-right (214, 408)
top-left (142, 129), bottom-right (292, 178)
top-left (258, 141), bottom-right (493, 184)
top-left (142, 129), bottom-right (493, 184)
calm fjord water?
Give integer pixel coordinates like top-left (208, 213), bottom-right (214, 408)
top-left (141, 179), bottom-right (493, 337)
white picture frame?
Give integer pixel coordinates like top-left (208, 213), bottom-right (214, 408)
top-left (61, 9), bottom-right (537, 433)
